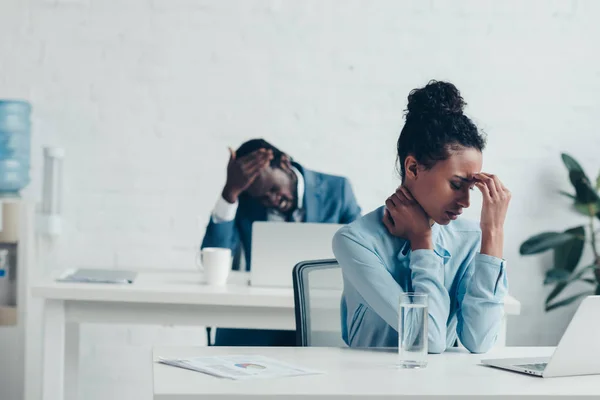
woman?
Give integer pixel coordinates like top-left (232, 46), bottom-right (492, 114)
top-left (332, 80), bottom-right (511, 354)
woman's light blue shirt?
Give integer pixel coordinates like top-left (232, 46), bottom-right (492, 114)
top-left (332, 206), bottom-right (508, 353)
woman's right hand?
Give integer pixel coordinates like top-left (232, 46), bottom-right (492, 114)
top-left (382, 186), bottom-right (433, 250)
top-left (222, 148), bottom-right (273, 203)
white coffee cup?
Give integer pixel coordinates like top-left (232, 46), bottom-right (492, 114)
top-left (196, 248), bottom-right (232, 286)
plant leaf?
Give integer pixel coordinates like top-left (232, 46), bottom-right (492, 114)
top-left (546, 282), bottom-right (567, 304)
top-left (570, 264), bottom-right (595, 279)
top-left (561, 153), bottom-right (585, 173)
top-left (569, 170), bottom-right (600, 204)
top-left (520, 232), bottom-right (578, 255)
top-left (558, 190), bottom-right (576, 200)
top-left (544, 269), bottom-right (571, 285)
top-left (560, 153), bottom-right (600, 219)
top-left (545, 265), bottom-right (594, 301)
top-left (546, 291), bottom-right (594, 311)
top-left (553, 226), bottom-right (585, 273)
top-left (562, 154), bottom-right (600, 203)
top-left (574, 202), bottom-right (600, 217)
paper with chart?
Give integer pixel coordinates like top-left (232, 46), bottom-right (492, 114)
top-left (158, 355), bottom-right (323, 380)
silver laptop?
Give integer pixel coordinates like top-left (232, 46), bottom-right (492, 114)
top-left (482, 295), bottom-right (600, 377)
top-left (250, 222), bottom-right (343, 287)
top-left (57, 268), bottom-right (137, 284)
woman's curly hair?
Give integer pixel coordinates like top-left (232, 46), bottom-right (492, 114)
top-left (397, 80), bottom-right (486, 180)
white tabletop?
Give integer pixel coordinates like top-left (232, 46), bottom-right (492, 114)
top-left (31, 270), bottom-right (292, 308)
top-left (31, 270), bottom-right (521, 314)
top-left (152, 346), bottom-right (600, 398)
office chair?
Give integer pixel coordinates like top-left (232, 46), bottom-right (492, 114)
top-left (292, 259), bottom-right (346, 347)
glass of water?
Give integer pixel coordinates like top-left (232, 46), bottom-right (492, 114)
top-left (398, 292), bottom-right (428, 369)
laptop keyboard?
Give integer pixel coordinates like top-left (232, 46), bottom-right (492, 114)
top-left (516, 362), bottom-right (547, 372)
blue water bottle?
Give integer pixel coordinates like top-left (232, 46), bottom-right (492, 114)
top-left (0, 100), bottom-right (31, 194)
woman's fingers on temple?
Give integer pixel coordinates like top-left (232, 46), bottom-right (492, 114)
top-left (475, 180), bottom-right (491, 200)
top-left (492, 175), bottom-right (509, 193)
top-left (480, 173), bottom-right (511, 200)
top-left (475, 173), bottom-right (498, 197)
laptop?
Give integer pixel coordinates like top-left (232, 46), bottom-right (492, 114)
top-left (482, 295), bottom-right (600, 378)
top-left (57, 268), bottom-right (138, 284)
top-left (250, 222), bottom-right (344, 287)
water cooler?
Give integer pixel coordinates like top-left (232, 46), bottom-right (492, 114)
top-left (0, 100), bottom-right (38, 400)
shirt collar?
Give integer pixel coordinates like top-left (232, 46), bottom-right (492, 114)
top-left (291, 165), bottom-right (304, 210)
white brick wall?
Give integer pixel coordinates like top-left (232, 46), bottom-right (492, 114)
top-left (1, 0), bottom-right (600, 399)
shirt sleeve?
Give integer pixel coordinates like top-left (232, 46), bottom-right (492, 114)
top-left (211, 195), bottom-right (239, 223)
top-left (408, 249), bottom-right (452, 353)
top-left (456, 249), bottom-right (508, 354)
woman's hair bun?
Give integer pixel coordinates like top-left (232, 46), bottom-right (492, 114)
top-left (406, 80), bottom-right (466, 119)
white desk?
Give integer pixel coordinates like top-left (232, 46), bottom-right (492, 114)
top-left (153, 346), bottom-right (600, 398)
top-left (32, 270), bottom-right (521, 400)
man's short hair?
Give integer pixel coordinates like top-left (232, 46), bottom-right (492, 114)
top-left (236, 138), bottom-right (287, 168)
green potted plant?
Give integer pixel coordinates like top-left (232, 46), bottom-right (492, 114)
top-left (519, 153), bottom-right (600, 311)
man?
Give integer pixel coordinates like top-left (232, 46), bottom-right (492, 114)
top-left (201, 138), bottom-right (361, 346)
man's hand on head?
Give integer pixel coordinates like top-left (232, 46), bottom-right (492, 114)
top-left (222, 148), bottom-right (273, 203)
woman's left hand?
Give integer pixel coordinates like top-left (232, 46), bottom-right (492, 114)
top-left (474, 173), bottom-right (511, 258)
top-left (474, 173), bottom-right (511, 232)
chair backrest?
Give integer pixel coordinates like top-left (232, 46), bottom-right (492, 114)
top-left (292, 259), bottom-right (346, 347)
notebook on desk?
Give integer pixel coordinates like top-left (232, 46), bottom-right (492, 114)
top-left (157, 354), bottom-right (323, 380)
top-left (57, 268), bottom-right (137, 284)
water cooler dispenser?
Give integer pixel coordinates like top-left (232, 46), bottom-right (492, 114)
top-left (0, 201), bottom-right (22, 326)
top-left (0, 99), bottom-right (38, 400)
top-left (0, 100), bottom-right (31, 327)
